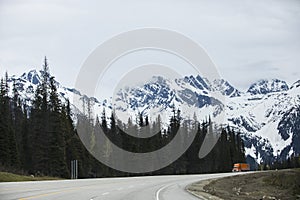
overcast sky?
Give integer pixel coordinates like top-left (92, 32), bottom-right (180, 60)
top-left (1, 0), bottom-right (300, 92)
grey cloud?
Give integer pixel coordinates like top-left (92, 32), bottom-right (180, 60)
top-left (0, 0), bottom-right (299, 91)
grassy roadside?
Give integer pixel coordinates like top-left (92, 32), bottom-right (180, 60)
top-left (187, 169), bottom-right (300, 200)
top-left (0, 172), bottom-right (63, 182)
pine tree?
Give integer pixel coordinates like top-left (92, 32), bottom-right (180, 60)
top-left (20, 103), bottom-right (31, 171)
top-left (138, 112), bottom-right (144, 128)
top-left (30, 83), bottom-right (44, 174)
top-left (101, 108), bottom-right (108, 134)
top-left (0, 73), bottom-right (20, 169)
top-left (0, 78), bottom-right (10, 167)
top-left (11, 79), bottom-right (23, 168)
top-left (219, 129), bottom-right (231, 171)
top-left (30, 58), bottom-right (52, 175)
top-left (48, 76), bottom-right (68, 177)
top-left (110, 112), bottom-right (116, 135)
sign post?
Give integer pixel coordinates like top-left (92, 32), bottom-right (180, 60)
top-left (71, 160), bottom-right (78, 179)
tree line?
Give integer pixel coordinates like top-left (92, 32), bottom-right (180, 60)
top-left (0, 58), bottom-right (101, 178)
top-left (0, 58), bottom-right (246, 178)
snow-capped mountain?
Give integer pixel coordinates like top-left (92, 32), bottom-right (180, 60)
top-left (183, 75), bottom-right (241, 97)
top-left (7, 70), bottom-right (107, 119)
top-left (225, 80), bottom-right (300, 165)
top-left (113, 75), bottom-right (300, 165)
top-left (6, 69), bottom-right (300, 166)
top-left (247, 79), bottom-right (289, 95)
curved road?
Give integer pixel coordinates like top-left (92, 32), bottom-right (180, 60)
top-left (0, 173), bottom-right (240, 200)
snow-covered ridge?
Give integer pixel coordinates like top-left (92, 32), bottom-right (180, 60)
top-left (247, 79), bottom-right (289, 95)
top-left (113, 75), bottom-right (300, 164)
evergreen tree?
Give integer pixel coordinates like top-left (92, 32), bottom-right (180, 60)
top-left (30, 57), bottom-right (52, 175)
top-left (101, 108), bottom-right (108, 134)
top-left (0, 78), bottom-right (9, 167)
top-left (110, 112), bottom-right (116, 135)
top-left (0, 73), bottom-right (19, 169)
top-left (48, 77), bottom-right (68, 177)
top-left (20, 103), bottom-right (31, 171)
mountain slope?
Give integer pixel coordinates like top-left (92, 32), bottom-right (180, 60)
top-left (7, 69), bottom-right (300, 166)
top-left (113, 76), bottom-right (300, 164)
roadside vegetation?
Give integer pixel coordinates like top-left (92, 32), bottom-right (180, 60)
top-left (188, 169), bottom-right (300, 200)
top-left (0, 172), bottom-right (62, 182)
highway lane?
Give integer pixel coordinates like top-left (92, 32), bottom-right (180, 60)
top-left (0, 172), bottom-right (241, 200)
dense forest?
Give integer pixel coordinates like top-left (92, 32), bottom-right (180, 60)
top-left (0, 58), bottom-right (248, 178)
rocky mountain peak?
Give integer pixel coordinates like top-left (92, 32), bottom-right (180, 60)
top-left (247, 79), bottom-right (289, 95)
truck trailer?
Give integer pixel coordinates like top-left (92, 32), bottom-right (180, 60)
top-left (232, 163), bottom-right (250, 172)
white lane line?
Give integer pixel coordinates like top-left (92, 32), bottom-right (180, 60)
top-left (156, 184), bottom-right (171, 200)
top-left (102, 192), bottom-right (109, 195)
top-left (89, 196), bottom-right (97, 200)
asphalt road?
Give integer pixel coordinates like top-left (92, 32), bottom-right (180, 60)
top-left (0, 172), bottom-right (240, 200)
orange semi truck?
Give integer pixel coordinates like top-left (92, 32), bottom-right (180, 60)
top-left (232, 163), bottom-right (250, 172)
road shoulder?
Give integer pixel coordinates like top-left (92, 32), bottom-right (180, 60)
top-left (186, 178), bottom-right (223, 200)
top-left (186, 169), bottom-right (300, 200)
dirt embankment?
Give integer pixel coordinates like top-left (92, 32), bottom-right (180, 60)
top-left (187, 169), bottom-right (300, 200)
